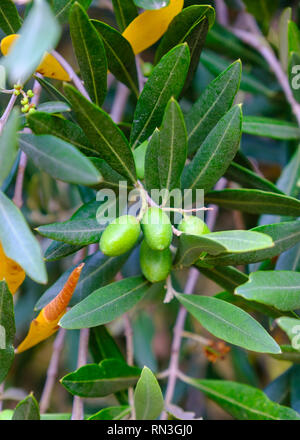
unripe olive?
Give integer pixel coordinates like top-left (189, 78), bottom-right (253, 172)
top-left (141, 207), bottom-right (173, 250)
top-left (140, 240), bottom-right (172, 283)
top-left (99, 215), bottom-right (140, 256)
top-left (178, 216), bottom-right (210, 236)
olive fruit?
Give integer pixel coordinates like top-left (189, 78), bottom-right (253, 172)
top-left (99, 215), bottom-right (140, 256)
top-left (178, 216), bottom-right (210, 236)
top-left (141, 207), bottom-right (173, 250)
top-left (140, 240), bottom-right (172, 283)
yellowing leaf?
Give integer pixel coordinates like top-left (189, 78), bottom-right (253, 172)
top-left (122, 0), bottom-right (184, 54)
top-left (16, 263), bottom-right (84, 353)
top-left (0, 242), bottom-right (25, 294)
top-left (1, 34), bottom-right (70, 81)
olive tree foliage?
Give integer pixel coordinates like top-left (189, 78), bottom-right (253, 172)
top-left (0, 0), bottom-right (300, 421)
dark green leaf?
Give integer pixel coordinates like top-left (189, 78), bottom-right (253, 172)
top-left (37, 219), bottom-right (105, 245)
top-left (134, 367), bottom-right (164, 420)
top-left (52, 0), bottom-right (92, 24)
top-left (200, 220), bottom-right (300, 267)
top-left (88, 406), bottom-right (130, 420)
top-left (37, 101), bottom-right (71, 114)
top-left (92, 20), bottom-right (139, 97)
top-left (36, 251), bottom-right (129, 309)
top-left (19, 133), bottom-right (101, 186)
top-left (70, 3), bottom-right (107, 106)
top-left (175, 230), bottom-right (273, 267)
top-left (130, 44), bottom-right (190, 149)
top-left (196, 265), bottom-right (248, 293)
top-left (236, 271), bottom-right (300, 311)
top-left (44, 241), bottom-right (83, 262)
top-left (0, 0), bottom-right (21, 35)
top-left (182, 105), bottom-right (242, 192)
top-left (0, 190), bottom-right (47, 284)
top-left (159, 98), bottom-right (187, 194)
top-left (176, 294), bottom-right (280, 353)
top-left (0, 281), bottom-right (15, 384)
top-left (12, 394), bottom-right (40, 420)
top-left (0, 109), bottom-right (19, 187)
top-left (64, 84), bottom-right (137, 183)
top-left (205, 189), bottom-right (300, 216)
top-left (144, 129), bottom-right (160, 193)
top-left (186, 60), bottom-right (241, 156)
top-left (27, 112), bottom-right (98, 157)
top-left (61, 359), bottom-right (141, 397)
top-left (112, 0), bottom-right (138, 32)
top-left (60, 276), bottom-right (150, 329)
top-left (225, 162), bottom-right (283, 194)
top-left (89, 326), bottom-right (125, 364)
top-left (242, 116), bottom-right (300, 140)
top-left (182, 378), bottom-right (300, 420)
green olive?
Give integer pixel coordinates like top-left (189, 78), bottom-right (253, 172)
top-left (99, 215), bottom-right (140, 256)
top-left (178, 216), bottom-right (210, 236)
top-left (141, 207), bottom-right (173, 250)
top-left (140, 240), bottom-right (172, 283)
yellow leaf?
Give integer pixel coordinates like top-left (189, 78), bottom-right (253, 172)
top-left (1, 34), bottom-right (71, 81)
top-left (122, 0), bottom-right (184, 55)
top-left (16, 263), bottom-right (84, 353)
top-left (0, 242), bottom-right (25, 295)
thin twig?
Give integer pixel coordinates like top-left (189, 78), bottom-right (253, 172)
top-left (0, 93), bottom-right (18, 134)
top-left (161, 267), bottom-right (200, 420)
top-left (71, 328), bottom-right (90, 420)
top-left (110, 82), bottom-right (130, 124)
top-left (51, 50), bottom-right (91, 101)
top-left (0, 383), bottom-right (4, 411)
top-left (215, 0), bottom-right (229, 27)
top-left (39, 328), bottom-right (66, 414)
top-left (123, 313), bottom-right (136, 420)
top-left (229, 26), bottom-right (300, 126)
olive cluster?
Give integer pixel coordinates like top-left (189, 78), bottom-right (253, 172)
top-left (99, 207), bottom-right (210, 283)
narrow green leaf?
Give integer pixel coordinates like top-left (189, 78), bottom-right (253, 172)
top-left (92, 20), bottom-right (139, 97)
top-left (69, 3), bottom-right (107, 106)
top-left (201, 50), bottom-right (275, 98)
top-left (60, 276), bottom-right (150, 329)
top-left (242, 116), bottom-right (300, 140)
top-left (236, 271), bottom-right (300, 311)
top-left (52, 0), bottom-right (92, 24)
top-left (88, 406), bottom-right (131, 420)
top-left (44, 241), bottom-right (83, 262)
top-left (61, 359), bottom-right (141, 397)
top-left (36, 251), bottom-right (129, 309)
top-left (112, 0), bottom-right (138, 32)
top-left (0, 190), bottom-right (47, 284)
top-left (3, 0), bottom-right (60, 84)
top-left (35, 76), bottom-right (72, 107)
top-left (225, 162), bottom-right (283, 194)
top-left (37, 101), bottom-right (71, 114)
top-left (159, 98), bottom-right (187, 194)
top-left (288, 21), bottom-right (300, 55)
top-left (37, 219), bottom-right (105, 245)
top-left (144, 129), bottom-right (160, 193)
top-left (200, 220), bottom-right (300, 267)
top-left (155, 5), bottom-right (215, 63)
top-left (0, 0), bottom-right (21, 35)
top-left (27, 112), bottom-right (98, 157)
top-left (182, 378), bottom-right (300, 420)
top-left (134, 367), bottom-right (164, 420)
top-left (0, 281), bottom-right (15, 384)
top-left (19, 133), bottom-right (101, 186)
top-left (279, 8), bottom-right (292, 72)
top-left (64, 84), bottom-right (137, 183)
top-left (130, 44), bottom-right (190, 149)
top-left (176, 294), bottom-right (280, 353)
top-left (205, 189), bottom-right (300, 217)
top-left (186, 60), bottom-right (241, 156)
top-left (196, 265), bottom-right (248, 294)
top-left (175, 230), bottom-right (273, 267)
top-left (277, 317), bottom-right (300, 348)
top-left (134, 0), bottom-right (169, 9)
top-left (182, 105), bottom-right (242, 192)
top-left (12, 394), bottom-right (40, 420)
top-left (89, 326), bottom-right (125, 364)
top-left (0, 109), bottom-right (19, 186)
